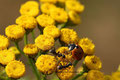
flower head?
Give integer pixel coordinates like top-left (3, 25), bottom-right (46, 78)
top-left (40, 0), bottom-right (57, 4)
top-left (66, 1), bottom-right (85, 13)
top-left (56, 47), bottom-right (74, 62)
top-left (16, 15), bottom-right (37, 30)
top-left (78, 38), bottom-right (95, 55)
top-left (35, 35), bottom-right (54, 51)
top-left (68, 11), bottom-right (81, 24)
top-left (5, 60), bottom-right (25, 79)
top-left (20, 1), bottom-right (39, 17)
top-left (23, 44), bottom-right (39, 55)
top-left (104, 75), bottom-right (113, 80)
top-left (50, 7), bottom-right (68, 23)
top-left (8, 46), bottom-right (20, 55)
top-left (5, 25), bottom-right (25, 40)
top-left (60, 28), bottom-right (79, 44)
top-left (36, 14), bottom-right (55, 27)
top-left (0, 35), bottom-right (9, 50)
top-left (41, 3), bottom-right (56, 14)
top-left (0, 50), bottom-right (15, 65)
top-left (57, 61), bottom-right (74, 80)
top-left (36, 55), bottom-right (57, 74)
top-left (85, 55), bottom-right (102, 70)
top-left (112, 72), bottom-right (120, 80)
top-left (43, 25), bottom-right (60, 38)
top-left (87, 70), bottom-right (104, 80)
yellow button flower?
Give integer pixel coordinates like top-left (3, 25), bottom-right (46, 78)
top-left (60, 28), bottom-right (79, 44)
top-left (57, 61), bottom-right (74, 80)
top-left (66, 1), bottom-right (84, 13)
top-left (78, 38), bottom-right (95, 55)
top-left (87, 70), bottom-right (104, 80)
top-left (5, 25), bottom-right (25, 40)
top-left (5, 60), bottom-right (25, 79)
top-left (43, 25), bottom-right (60, 38)
top-left (68, 11), bottom-right (81, 24)
top-left (8, 46), bottom-right (20, 55)
top-left (35, 35), bottom-right (54, 51)
top-left (0, 35), bottom-right (9, 50)
top-left (36, 55), bottom-right (57, 74)
top-left (0, 50), bottom-right (15, 65)
top-left (20, 1), bottom-right (39, 17)
top-left (16, 15), bottom-right (37, 30)
top-left (40, 0), bottom-right (57, 4)
top-left (41, 3), bottom-right (56, 14)
top-left (50, 7), bottom-right (68, 23)
top-left (23, 44), bottom-right (39, 55)
top-left (112, 72), bottom-right (120, 80)
top-left (56, 47), bottom-right (74, 62)
top-left (104, 75), bottom-right (113, 80)
top-left (36, 14), bottom-right (55, 27)
top-left (85, 55), bottom-right (102, 70)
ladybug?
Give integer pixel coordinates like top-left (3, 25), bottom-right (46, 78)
top-left (68, 44), bottom-right (84, 60)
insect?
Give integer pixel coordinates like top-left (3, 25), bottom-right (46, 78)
top-left (68, 44), bottom-right (84, 60)
top-left (57, 62), bottom-right (72, 70)
top-left (49, 48), bottom-right (66, 58)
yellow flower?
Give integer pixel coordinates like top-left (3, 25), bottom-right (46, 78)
top-left (23, 44), bottom-right (39, 55)
top-left (112, 72), bottom-right (120, 80)
top-left (50, 7), bottom-right (68, 23)
top-left (5, 60), bottom-right (25, 79)
top-left (43, 25), bottom-right (60, 38)
top-left (60, 28), bottom-right (79, 44)
top-left (68, 11), bottom-right (81, 24)
top-left (8, 46), bottom-right (20, 55)
top-left (5, 25), bottom-right (25, 40)
top-left (57, 61), bottom-right (74, 80)
top-left (20, 1), bottom-right (39, 17)
top-left (40, 0), bottom-right (57, 4)
top-left (87, 70), bottom-right (104, 80)
top-left (16, 15), bottom-right (37, 30)
top-left (85, 55), bottom-right (102, 70)
top-left (66, 1), bottom-right (84, 13)
top-left (36, 14), bottom-right (55, 27)
top-left (36, 55), bottom-right (57, 74)
top-left (0, 35), bottom-right (9, 50)
top-left (56, 47), bottom-right (74, 62)
top-left (0, 50), bottom-right (15, 65)
top-left (35, 35), bottom-right (54, 51)
top-left (78, 38), bottom-right (95, 55)
top-left (104, 75), bottom-right (113, 80)
top-left (41, 3), bottom-right (56, 14)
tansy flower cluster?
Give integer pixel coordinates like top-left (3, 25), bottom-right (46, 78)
top-left (0, 0), bottom-right (119, 80)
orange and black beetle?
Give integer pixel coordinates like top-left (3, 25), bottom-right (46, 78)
top-left (68, 44), bottom-right (84, 60)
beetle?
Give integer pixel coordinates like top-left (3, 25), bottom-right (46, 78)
top-left (68, 44), bottom-right (84, 60)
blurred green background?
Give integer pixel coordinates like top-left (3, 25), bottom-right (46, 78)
top-left (0, 0), bottom-right (120, 79)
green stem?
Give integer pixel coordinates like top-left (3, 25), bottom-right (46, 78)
top-left (73, 60), bottom-right (79, 67)
top-left (71, 71), bottom-right (85, 80)
top-left (14, 42), bottom-right (41, 80)
top-left (24, 32), bottom-right (28, 45)
top-left (57, 22), bottom-right (67, 30)
top-left (31, 30), bottom-right (35, 41)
